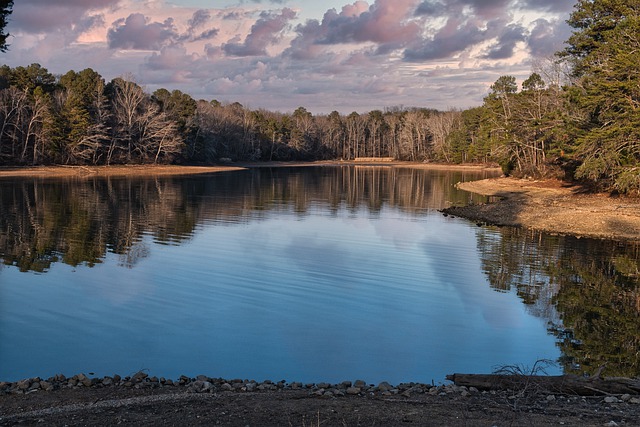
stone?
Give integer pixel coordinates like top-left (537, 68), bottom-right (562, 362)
top-left (621, 394), bottom-right (632, 402)
top-left (629, 398), bottom-right (640, 404)
top-left (17, 379), bottom-right (31, 390)
top-left (341, 381), bottom-right (352, 388)
top-left (346, 387), bottom-right (361, 395)
top-left (604, 396), bottom-right (619, 404)
top-left (221, 383), bottom-right (233, 391)
top-left (354, 380), bottom-right (367, 389)
top-left (245, 382), bottom-right (257, 392)
top-left (102, 377), bottom-right (113, 387)
top-left (317, 382), bottom-right (331, 389)
top-left (546, 395), bottom-right (556, 402)
top-left (377, 381), bottom-right (392, 392)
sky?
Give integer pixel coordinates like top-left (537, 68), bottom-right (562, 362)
top-left (1, 0), bottom-right (575, 114)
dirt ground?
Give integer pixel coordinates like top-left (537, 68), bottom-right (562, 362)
top-left (2, 382), bottom-right (640, 426)
top-left (444, 177), bottom-right (640, 241)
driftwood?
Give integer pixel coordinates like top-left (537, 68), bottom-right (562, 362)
top-left (446, 373), bottom-right (640, 396)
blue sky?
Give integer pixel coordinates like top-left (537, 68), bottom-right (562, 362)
top-left (2, 0), bottom-right (575, 113)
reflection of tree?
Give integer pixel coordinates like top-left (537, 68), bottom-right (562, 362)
top-left (0, 167), bottom-right (494, 272)
top-left (476, 227), bottom-right (640, 377)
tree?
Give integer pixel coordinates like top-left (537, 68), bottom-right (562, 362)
top-left (563, 2), bottom-right (640, 192)
top-left (0, 0), bottom-right (12, 52)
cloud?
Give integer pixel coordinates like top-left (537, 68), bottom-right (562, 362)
top-left (288, 0), bottom-right (420, 58)
top-left (527, 18), bottom-right (571, 57)
top-left (223, 8), bottom-right (297, 57)
top-left (2, 0), bottom-right (576, 114)
top-left (484, 23), bottom-right (527, 59)
top-left (403, 17), bottom-right (487, 61)
top-left (108, 13), bottom-right (179, 50)
top-left (10, 0), bottom-right (117, 34)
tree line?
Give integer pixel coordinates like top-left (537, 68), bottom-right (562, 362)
top-left (0, 63), bottom-right (464, 166)
top-left (1, 0), bottom-right (639, 193)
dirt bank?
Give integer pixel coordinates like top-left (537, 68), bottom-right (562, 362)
top-left (444, 177), bottom-right (640, 241)
top-left (2, 375), bottom-right (639, 426)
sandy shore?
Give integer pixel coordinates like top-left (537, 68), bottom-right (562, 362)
top-left (0, 165), bottom-right (246, 178)
top-left (0, 161), bottom-right (498, 178)
top-left (444, 177), bottom-right (640, 241)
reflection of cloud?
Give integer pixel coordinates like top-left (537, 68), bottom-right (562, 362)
top-left (285, 235), bottom-right (351, 276)
top-left (373, 217), bottom-right (424, 250)
top-left (421, 223), bottom-right (522, 329)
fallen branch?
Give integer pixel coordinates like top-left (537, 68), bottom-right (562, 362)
top-left (446, 373), bottom-right (640, 396)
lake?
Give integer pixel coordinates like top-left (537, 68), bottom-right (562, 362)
top-left (1, 166), bottom-right (638, 384)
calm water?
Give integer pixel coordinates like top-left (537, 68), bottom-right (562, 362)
top-left (1, 166), bottom-right (638, 383)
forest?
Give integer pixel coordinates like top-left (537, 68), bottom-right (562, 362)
top-left (0, 0), bottom-right (639, 193)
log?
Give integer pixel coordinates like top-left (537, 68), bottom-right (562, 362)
top-left (446, 373), bottom-right (640, 396)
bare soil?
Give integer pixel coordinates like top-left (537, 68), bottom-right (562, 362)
top-left (2, 383), bottom-right (640, 426)
top-left (444, 177), bottom-right (640, 241)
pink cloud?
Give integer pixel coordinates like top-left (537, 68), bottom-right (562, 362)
top-left (108, 13), bottom-right (178, 50)
top-left (223, 8), bottom-right (297, 57)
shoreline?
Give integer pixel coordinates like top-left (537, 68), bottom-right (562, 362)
top-left (3, 372), bottom-right (640, 426)
top-left (0, 161), bottom-right (499, 178)
top-left (443, 177), bottom-right (640, 241)
top-left (2, 163), bottom-right (639, 241)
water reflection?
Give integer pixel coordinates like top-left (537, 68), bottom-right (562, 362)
top-left (1, 166), bottom-right (638, 382)
top-left (476, 227), bottom-right (640, 377)
top-left (0, 167), bottom-right (489, 272)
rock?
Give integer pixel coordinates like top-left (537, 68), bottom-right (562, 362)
top-left (317, 382), bottom-right (331, 389)
top-left (340, 381), bottom-right (352, 388)
top-left (401, 391), bottom-right (411, 398)
top-left (621, 394), bottom-right (632, 402)
top-left (354, 380), bottom-right (367, 389)
top-left (102, 377), bottom-right (113, 387)
top-left (245, 382), bottom-right (257, 392)
top-left (346, 387), bottom-right (361, 395)
top-left (547, 395), bottom-right (556, 402)
top-left (189, 380), bottom-right (213, 393)
top-left (113, 374), bottom-right (121, 383)
top-left (17, 379), bottom-right (31, 390)
top-left (604, 396), bottom-right (619, 404)
top-left (132, 371), bottom-right (148, 383)
top-left (221, 383), bottom-right (233, 391)
top-left (377, 381), bottom-right (393, 392)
